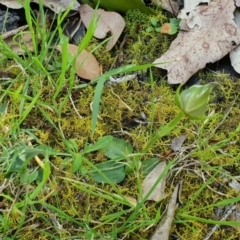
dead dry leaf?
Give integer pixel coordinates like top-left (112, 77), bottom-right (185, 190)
top-left (56, 44), bottom-right (101, 80)
top-left (229, 9), bottom-right (240, 73)
top-left (79, 4), bottom-right (125, 51)
top-left (1, 0), bottom-right (80, 13)
top-left (150, 182), bottom-right (182, 240)
top-left (236, 0), bottom-right (240, 7)
top-left (171, 135), bottom-right (187, 152)
top-left (178, 9), bottom-right (202, 30)
top-left (113, 194), bottom-right (137, 207)
top-left (152, 0), bottom-right (179, 15)
top-left (0, 25), bottom-right (35, 56)
top-left (230, 45), bottom-right (240, 73)
top-left (183, 0), bottom-right (210, 12)
top-left (154, 0), bottom-right (240, 84)
top-left (142, 161), bottom-right (167, 202)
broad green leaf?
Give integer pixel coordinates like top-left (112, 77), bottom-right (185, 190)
top-left (104, 137), bottom-right (133, 159)
top-left (81, 0), bottom-right (153, 14)
top-left (72, 153), bottom-right (84, 173)
top-left (20, 170), bottom-right (38, 184)
top-left (0, 102), bottom-right (8, 115)
top-left (65, 139), bottom-right (79, 152)
top-left (170, 18), bottom-right (180, 27)
top-left (146, 26), bottom-right (153, 32)
top-left (150, 18), bottom-right (157, 26)
top-left (5, 147), bottom-right (47, 178)
top-left (84, 135), bottom-right (114, 153)
top-left (18, 147), bottom-right (47, 161)
top-left (90, 161), bottom-right (125, 183)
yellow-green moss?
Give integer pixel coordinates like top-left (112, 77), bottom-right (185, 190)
top-left (1, 7), bottom-right (240, 240)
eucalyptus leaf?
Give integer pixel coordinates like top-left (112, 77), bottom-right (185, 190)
top-left (90, 161), bottom-right (125, 183)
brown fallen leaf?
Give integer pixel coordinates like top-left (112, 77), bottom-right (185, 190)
top-left (150, 182), bottom-right (182, 240)
top-left (154, 0), bottom-right (240, 84)
top-left (0, 25), bottom-right (35, 57)
top-left (112, 194), bottom-right (137, 207)
top-left (142, 161), bottom-right (167, 202)
top-left (152, 0), bottom-right (179, 15)
top-left (0, 71), bottom-right (17, 80)
top-left (160, 23), bottom-right (172, 34)
top-left (1, 0), bottom-right (80, 13)
top-left (79, 4), bottom-right (125, 51)
top-left (56, 44), bottom-right (101, 80)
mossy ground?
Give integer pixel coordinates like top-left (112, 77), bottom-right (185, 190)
top-left (0, 6), bottom-right (240, 240)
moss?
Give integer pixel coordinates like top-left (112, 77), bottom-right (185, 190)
top-left (1, 6), bottom-right (240, 240)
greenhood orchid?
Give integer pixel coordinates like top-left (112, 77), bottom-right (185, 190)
top-left (175, 84), bottom-right (212, 120)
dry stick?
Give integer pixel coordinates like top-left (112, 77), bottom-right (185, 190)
top-left (69, 94), bottom-right (83, 119)
top-left (203, 204), bottom-right (236, 240)
top-left (150, 182), bottom-right (182, 240)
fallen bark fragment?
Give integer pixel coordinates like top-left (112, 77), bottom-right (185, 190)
top-left (150, 182), bottom-right (182, 240)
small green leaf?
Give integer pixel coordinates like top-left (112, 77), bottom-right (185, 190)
top-left (5, 146), bottom-right (47, 178)
top-left (168, 23), bottom-right (178, 35)
top-left (20, 169), bottom-right (38, 184)
top-left (170, 18), bottom-right (180, 28)
top-left (65, 139), bottom-right (79, 152)
top-left (142, 158), bottom-right (160, 177)
top-left (103, 137), bottom-right (133, 159)
top-left (0, 102), bottom-right (8, 115)
top-left (84, 135), bottom-right (114, 153)
top-left (90, 161), bottom-right (125, 183)
top-left (72, 153), bottom-right (84, 173)
top-left (160, 23), bottom-right (178, 35)
top-left (150, 18), bottom-right (157, 26)
top-left (146, 26), bottom-right (153, 32)
top-left (155, 27), bottom-right (161, 32)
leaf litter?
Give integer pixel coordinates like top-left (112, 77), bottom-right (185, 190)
top-left (1, 0), bottom-right (240, 239)
top-left (79, 4), bottom-right (125, 51)
top-left (142, 161), bottom-right (167, 202)
top-left (154, 0), bottom-right (240, 84)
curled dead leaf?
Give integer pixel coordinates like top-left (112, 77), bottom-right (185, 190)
top-left (79, 4), bottom-right (125, 51)
top-left (161, 23), bottom-right (171, 33)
